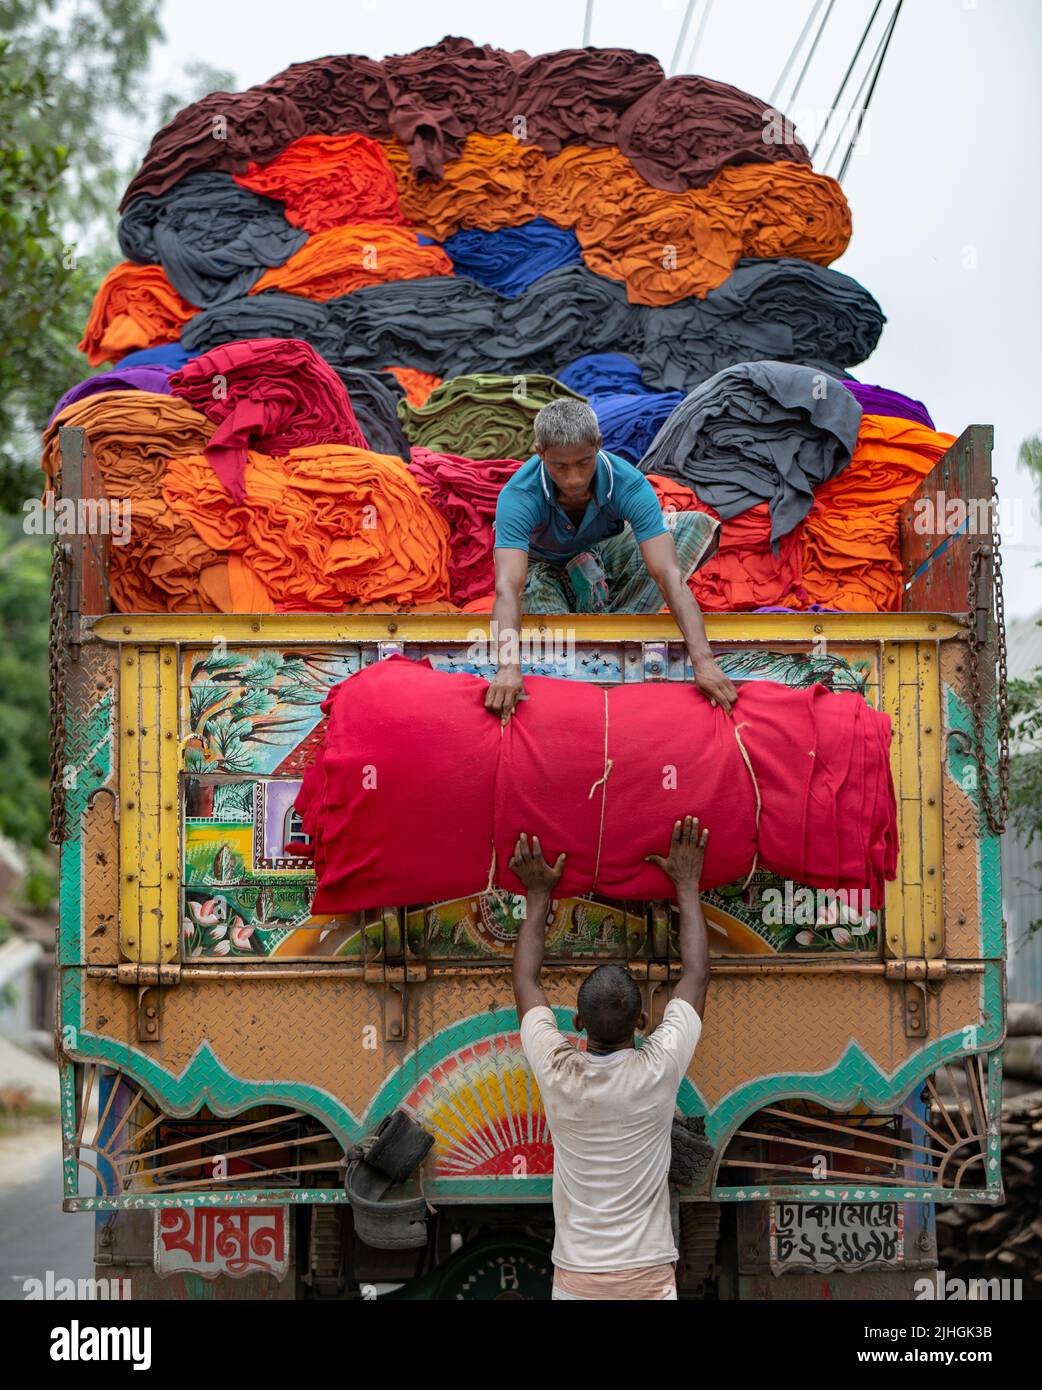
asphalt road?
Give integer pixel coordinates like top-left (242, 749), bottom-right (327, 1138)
top-left (0, 1127), bottom-right (94, 1301)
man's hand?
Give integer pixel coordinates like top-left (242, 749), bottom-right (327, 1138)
top-left (509, 833), bottom-right (566, 894)
top-left (646, 816), bottom-right (709, 894)
top-left (485, 668), bottom-right (527, 719)
top-left (693, 655), bottom-right (738, 716)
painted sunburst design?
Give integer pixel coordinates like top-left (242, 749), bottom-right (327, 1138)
top-left (401, 1032), bottom-right (558, 1177)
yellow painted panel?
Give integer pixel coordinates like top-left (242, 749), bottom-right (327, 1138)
top-left (118, 649), bottom-right (141, 963)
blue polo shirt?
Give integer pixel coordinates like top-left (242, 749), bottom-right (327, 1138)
top-left (493, 449), bottom-right (667, 563)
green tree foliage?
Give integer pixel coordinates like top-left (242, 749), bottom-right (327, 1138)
top-left (0, 519), bottom-right (50, 848)
top-left (0, 1), bottom-right (232, 509)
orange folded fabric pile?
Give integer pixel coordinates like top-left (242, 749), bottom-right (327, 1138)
top-left (380, 134), bottom-right (544, 238)
top-left (162, 445), bottom-right (452, 611)
top-left (41, 391), bottom-right (213, 495)
top-left (801, 415), bottom-right (956, 611)
top-left (78, 263), bottom-right (196, 366)
top-left (648, 474), bottom-right (807, 611)
top-left (41, 391), bottom-right (231, 612)
top-left (382, 366), bottom-right (442, 406)
top-left (233, 133), bottom-right (407, 232)
top-left (250, 224), bottom-right (453, 299)
top-left (380, 134), bottom-right (850, 304)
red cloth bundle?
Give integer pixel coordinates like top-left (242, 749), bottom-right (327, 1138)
top-left (168, 337), bottom-right (367, 501)
top-left (234, 134), bottom-right (406, 232)
top-left (648, 474), bottom-right (808, 611)
top-left (406, 448), bottom-right (522, 604)
top-left (297, 656), bottom-right (897, 912)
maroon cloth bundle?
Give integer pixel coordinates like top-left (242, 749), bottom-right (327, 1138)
top-left (168, 336), bottom-right (367, 500)
top-left (297, 656), bottom-right (898, 912)
top-left (384, 36), bottom-right (525, 179)
top-left (616, 75), bottom-right (811, 192)
top-left (406, 447), bottom-right (522, 604)
top-left (120, 90), bottom-right (306, 210)
top-left (512, 46), bottom-right (664, 154)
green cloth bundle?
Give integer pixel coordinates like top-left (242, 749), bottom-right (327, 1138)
top-left (398, 373), bottom-right (584, 459)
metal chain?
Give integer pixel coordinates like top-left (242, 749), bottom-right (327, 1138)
top-left (965, 477), bottom-right (1010, 835)
top-left (48, 523), bottom-right (69, 846)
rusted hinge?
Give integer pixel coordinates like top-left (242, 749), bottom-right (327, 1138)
top-left (884, 960), bottom-right (948, 982)
top-left (115, 963), bottom-right (181, 1044)
top-left (885, 960), bottom-right (947, 1039)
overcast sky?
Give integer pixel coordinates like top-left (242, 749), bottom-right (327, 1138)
top-left (145, 0), bottom-right (1042, 616)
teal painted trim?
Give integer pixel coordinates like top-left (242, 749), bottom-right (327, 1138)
top-left (944, 683), bottom-right (1003, 960)
top-left (58, 690), bottom-right (114, 965)
top-left (711, 1186), bottom-right (1000, 1203)
top-left (69, 1188), bottom-right (347, 1213)
top-left (59, 1057), bottom-right (80, 1200)
top-left (62, 981), bottom-right (1004, 1206)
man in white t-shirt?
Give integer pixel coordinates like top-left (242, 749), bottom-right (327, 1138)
top-left (509, 815), bottom-right (710, 1302)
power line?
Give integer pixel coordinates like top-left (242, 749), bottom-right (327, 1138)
top-left (582, 0), bottom-right (594, 46)
top-left (836, 0), bottom-right (903, 182)
top-left (811, 0), bottom-right (884, 162)
top-left (784, 0), bottom-right (836, 115)
top-left (684, 0), bottom-right (714, 73)
top-left (668, 0), bottom-right (698, 78)
top-left (769, 0), bottom-right (825, 107)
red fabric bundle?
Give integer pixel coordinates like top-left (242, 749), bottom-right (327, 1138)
top-left (168, 338), bottom-right (367, 501)
top-left (406, 448), bottom-right (522, 604)
top-left (233, 134), bottom-right (406, 232)
top-left (648, 474), bottom-right (808, 611)
top-left (297, 656), bottom-right (897, 912)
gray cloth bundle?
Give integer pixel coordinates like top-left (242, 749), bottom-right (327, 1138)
top-left (639, 360), bottom-right (863, 544)
top-left (118, 171), bottom-right (306, 307)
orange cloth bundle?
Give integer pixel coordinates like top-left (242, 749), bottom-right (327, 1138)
top-left (382, 366), bottom-right (442, 407)
top-left (234, 134), bottom-right (407, 232)
top-left (41, 391), bottom-right (221, 615)
top-left (381, 135), bottom-right (850, 305)
top-left (717, 161), bottom-right (851, 265)
top-left (647, 474), bottom-right (806, 611)
top-left (801, 415), bottom-right (955, 611)
top-left (41, 392), bottom-right (214, 495)
top-left (78, 264), bottom-right (196, 366)
top-left (108, 497), bottom-right (234, 614)
top-left (251, 224), bottom-right (453, 299)
top-left (381, 134), bottom-right (544, 239)
top-left (162, 445), bottom-right (452, 612)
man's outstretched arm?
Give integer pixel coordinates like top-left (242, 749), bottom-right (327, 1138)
top-left (486, 548), bottom-right (529, 719)
top-left (646, 816), bottom-right (710, 1019)
top-left (640, 532), bottom-right (737, 716)
top-left (509, 833), bottom-right (566, 1018)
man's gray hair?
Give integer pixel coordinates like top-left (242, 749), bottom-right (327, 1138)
top-left (533, 398), bottom-right (600, 451)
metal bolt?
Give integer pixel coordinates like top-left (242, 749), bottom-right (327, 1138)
top-left (927, 866), bottom-right (936, 876)
top-left (387, 622), bottom-right (398, 634)
top-left (126, 801), bottom-right (134, 811)
top-left (166, 872), bottom-right (174, 881)
top-left (924, 725), bottom-right (933, 734)
top-left (251, 622), bottom-right (260, 632)
top-left (146, 1022), bottom-right (157, 1034)
top-left (126, 728), bottom-right (135, 737)
top-left (122, 626), bottom-right (131, 634)
top-left (928, 623), bottom-right (937, 632)
top-left (125, 873), bottom-right (135, 882)
top-left (146, 1007), bottom-right (156, 1019)
top-left (927, 797), bottom-right (936, 806)
top-left (125, 657), bottom-right (133, 666)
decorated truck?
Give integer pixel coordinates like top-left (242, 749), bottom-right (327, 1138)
top-left (49, 420), bottom-right (1007, 1300)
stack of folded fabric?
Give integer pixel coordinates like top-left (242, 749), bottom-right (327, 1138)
top-left (168, 338), bottom-right (368, 500)
top-left (801, 415), bottom-right (955, 611)
top-left (407, 448), bottom-right (523, 604)
top-left (647, 475), bottom-right (809, 612)
top-left (639, 361), bottom-right (864, 545)
top-left (161, 445), bottom-right (452, 611)
top-left (51, 37), bottom-right (950, 616)
top-left (398, 373), bottom-right (582, 459)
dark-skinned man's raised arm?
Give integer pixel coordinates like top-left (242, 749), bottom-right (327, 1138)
top-left (483, 399), bottom-right (737, 721)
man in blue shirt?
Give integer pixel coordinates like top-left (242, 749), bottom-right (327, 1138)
top-left (486, 399), bottom-right (737, 718)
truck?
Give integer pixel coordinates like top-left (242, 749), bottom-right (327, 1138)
top-left (48, 419), bottom-right (1008, 1299)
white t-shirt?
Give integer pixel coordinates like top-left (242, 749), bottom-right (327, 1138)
top-left (519, 997), bottom-right (702, 1272)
